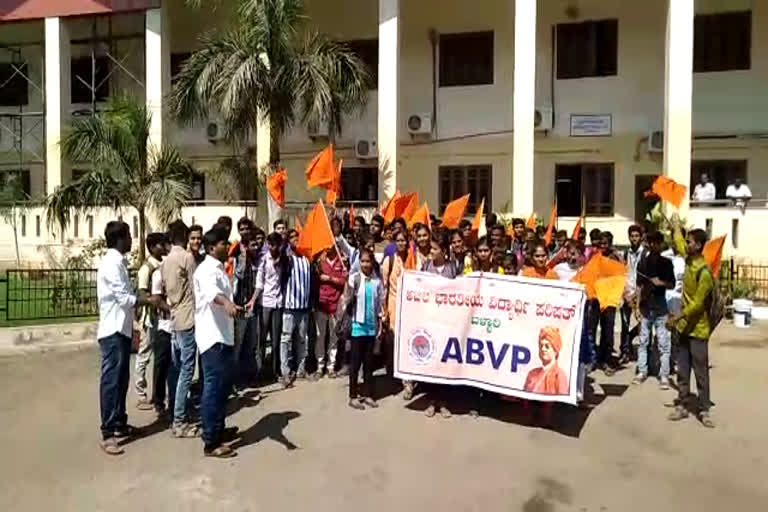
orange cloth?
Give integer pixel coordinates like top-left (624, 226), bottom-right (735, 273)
top-left (441, 194), bottom-right (470, 229)
top-left (543, 203), bottom-right (557, 247)
top-left (594, 274), bottom-right (627, 310)
top-left (224, 240), bottom-right (240, 276)
top-left (404, 241), bottom-right (417, 270)
top-left (348, 204), bottom-right (355, 228)
top-left (266, 168), bottom-right (287, 208)
top-left (703, 235), bottom-right (726, 278)
top-left (526, 213), bottom-right (536, 229)
top-left (470, 198), bottom-right (485, 240)
top-left (571, 253), bottom-right (626, 305)
top-left (645, 175), bottom-right (687, 209)
top-left (294, 216), bottom-right (303, 234)
top-left (382, 191), bottom-right (401, 223)
top-left (305, 145), bottom-right (336, 189)
top-left (571, 216), bottom-right (582, 240)
top-left (382, 252), bottom-right (406, 325)
top-left (392, 192), bottom-right (418, 223)
top-left (296, 200), bottom-right (335, 260)
top-left (326, 159), bottom-right (342, 206)
top-left (409, 201), bottom-right (431, 229)
top-left (523, 327), bottom-right (568, 395)
top-left (522, 266), bottom-right (557, 280)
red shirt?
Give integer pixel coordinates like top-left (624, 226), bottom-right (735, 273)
top-left (317, 255), bottom-right (347, 314)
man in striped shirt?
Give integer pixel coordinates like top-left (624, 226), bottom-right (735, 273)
top-left (279, 229), bottom-right (312, 388)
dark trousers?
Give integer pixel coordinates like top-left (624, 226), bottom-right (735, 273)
top-left (234, 312), bottom-right (259, 386)
top-left (200, 343), bottom-right (234, 449)
top-left (98, 332), bottom-right (132, 440)
top-left (349, 336), bottom-right (375, 399)
top-left (151, 330), bottom-right (176, 411)
top-left (619, 303), bottom-right (635, 358)
top-left (261, 306), bottom-right (283, 378)
top-left (584, 299), bottom-right (600, 365)
top-left (598, 307), bottom-right (616, 365)
top-left (676, 335), bottom-right (711, 412)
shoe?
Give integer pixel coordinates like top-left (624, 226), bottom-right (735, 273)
top-left (99, 437), bottom-right (124, 455)
top-left (296, 371), bottom-right (307, 381)
top-left (136, 398), bottom-right (154, 411)
top-left (618, 353), bottom-right (631, 365)
top-left (603, 366), bottom-right (616, 377)
top-left (113, 425), bottom-right (140, 440)
top-left (659, 377), bottom-right (670, 390)
top-left (699, 411), bottom-right (715, 428)
top-left (327, 370), bottom-right (337, 379)
top-left (172, 423), bottom-right (201, 438)
top-left (338, 366), bottom-right (349, 377)
top-left (424, 404), bottom-right (436, 417)
top-left (632, 373), bottom-right (647, 385)
top-left (281, 376), bottom-right (293, 389)
top-left (311, 372), bottom-right (323, 381)
top-left (221, 426), bottom-right (240, 442)
top-left (667, 406), bottom-right (689, 422)
top-left (204, 444), bottom-right (237, 458)
top-left (348, 398), bottom-right (365, 410)
top-left (439, 405), bottom-right (452, 419)
top-left (402, 382), bottom-right (414, 401)
top-left (362, 397), bottom-right (378, 408)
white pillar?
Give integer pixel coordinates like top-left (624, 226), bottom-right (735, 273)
top-left (663, 0), bottom-right (694, 215)
top-left (44, 17), bottom-right (71, 195)
top-left (145, 6), bottom-right (170, 151)
top-left (512, 0), bottom-right (537, 216)
top-left (378, 0), bottom-right (400, 203)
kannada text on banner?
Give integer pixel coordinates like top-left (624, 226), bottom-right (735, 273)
top-left (394, 271), bottom-right (586, 405)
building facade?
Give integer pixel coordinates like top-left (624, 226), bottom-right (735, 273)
top-left (0, 0), bottom-right (767, 265)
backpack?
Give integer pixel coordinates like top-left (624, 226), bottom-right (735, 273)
top-left (696, 265), bottom-right (725, 333)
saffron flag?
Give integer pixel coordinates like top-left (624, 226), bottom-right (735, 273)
top-left (296, 200), bottom-right (335, 260)
top-left (441, 194), bottom-right (470, 229)
top-left (470, 198), bottom-right (485, 239)
top-left (526, 213), bottom-right (536, 229)
top-left (572, 253), bottom-right (627, 308)
top-left (266, 168), bottom-right (287, 208)
top-left (404, 241), bottom-right (417, 270)
top-left (393, 192), bottom-right (418, 222)
top-left (645, 175), bottom-right (687, 209)
top-left (543, 203), bottom-right (557, 247)
top-left (571, 217), bottom-right (582, 241)
top-left (294, 215), bottom-right (303, 234)
top-left (348, 204), bottom-right (355, 228)
top-left (703, 235), bottom-right (726, 278)
top-left (326, 159), bottom-right (342, 206)
top-left (382, 191), bottom-right (402, 223)
top-left (409, 201), bottom-right (431, 230)
top-left (305, 145), bottom-right (336, 189)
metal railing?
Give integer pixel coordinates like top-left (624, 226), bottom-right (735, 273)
top-left (1, 269), bottom-right (100, 321)
top-left (734, 263), bottom-right (768, 302)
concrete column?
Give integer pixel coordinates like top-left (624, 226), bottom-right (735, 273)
top-left (145, 6), bottom-right (170, 151)
top-left (512, 0), bottom-right (537, 215)
top-left (663, 0), bottom-right (694, 214)
top-left (44, 17), bottom-right (71, 195)
top-left (377, 0), bottom-right (400, 203)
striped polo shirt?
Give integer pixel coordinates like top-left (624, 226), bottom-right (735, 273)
top-left (283, 254), bottom-right (311, 310)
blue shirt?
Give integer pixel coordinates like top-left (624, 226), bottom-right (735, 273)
top-left (351, 280), bottom-right (377, 337)
top-left (283, 254), bottom-right (311, 310)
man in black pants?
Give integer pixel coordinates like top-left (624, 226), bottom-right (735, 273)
top-left (255, 233), bottom-right (285, 380)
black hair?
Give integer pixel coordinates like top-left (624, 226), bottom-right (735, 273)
top-left (601, 231), bottom-right (614, 242)
top-left (490, 224), bottom-right (506, 234)
top-left (330, 216), bottom-right (343, 228)
top-left (237, 216), bottom-right (254, 230)
top-left (579, 227), bottom-right (587, 236)
top-left (431, 231), bottom-right (451, 254)
top-left (413, 222), bottom-right (430, 235)
top-left (286, 229), bottom-right (298, 239)
top-left (371, 214), bottom-right (385, 227)
top-left (167, 219), bottom-right (189, 246)
top-left (273, 218), bottom-right (287, 229)
top-left (105, 221), bottom-right (130, 249)
top-left (555, 229), bottom-right (567, 238)
top-left (475, 236), bottom-right (491, 250)
top-left (266, 232), bottom-right (283, 246)
top-left (485, 212), bottom-right (498, 228)
top-left (458, 219), bottom-right (472, 230)
top-left (391, 217), bottom-right (407, 230)
top-left (203, 227), bottom-right (228, 252)
top-left (189, 224), bottom-right (203, 234)
top-left (688, 228), bottom-right (708, 250)
top-left (253, 227), bottom-right (265, 237)
top-left (450, 229), bottom-right (463, 242)
top-left (357, 232), bottom-right (373, 248)
top-left (589, 228), bottom-right (602, 241)
top-left (628, 224), bottom-right (644, 236)
top-left (146, 232), bottom-right (167, 251)
top-left (217, 216), bottom-right (233, 229)
top-left (358, 247), bottom-right (375, 263)
top-left (393, 229), bottom-right (409, 241)
top-left (512, 218), bottom-right (525, 228)
top-left (353, 215), bottom-right (366, 226)
top-left (532, 241), bottom-right (549, 256)
top-left (647, 231), bottom-right (664, 244)
top-left (565, 239), bottom-right (585, 252)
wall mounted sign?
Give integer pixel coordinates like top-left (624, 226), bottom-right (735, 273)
top-left (570, 114), bottom-right (612, 137)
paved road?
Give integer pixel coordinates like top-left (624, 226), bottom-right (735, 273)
top-left (1, 322), bottom-right (767, 512)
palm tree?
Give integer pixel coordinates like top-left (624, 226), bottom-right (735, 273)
top-left (171, 0), bottom-right (371, 179)
top-left (45, 95), bottom-right (194, 261)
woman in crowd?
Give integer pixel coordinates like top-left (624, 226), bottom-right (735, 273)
top-left (450, 229), bottom-right (473, 274)
top-left (467, 236), bottom-right (504, 274)
top-left (521, 242), bottom-right (558, 280)
top-left (413, 223), bottom-right (432, 270)
top-left (381, 229), bottom-right (411, 389)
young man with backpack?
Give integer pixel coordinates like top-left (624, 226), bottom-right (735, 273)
top-left (667, 217), bottom-right (717, 428)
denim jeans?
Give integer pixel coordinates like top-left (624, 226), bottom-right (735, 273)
top-left (234, 313), bottom-right (259, 386)
top-left (584, 299), bottom-right (600, 366)
top-left (261, 307), bottom-right (283, 378)
top-left (98, 332), bottom-right (132, 440)
top-left (280, 309), bottom-right (308, 377)
top-left (638, 312), bottom-right (671, 379)
top-left (200, 343), bottom-right (234, 449)
top-left (172, 328), bottom-right (197, 425)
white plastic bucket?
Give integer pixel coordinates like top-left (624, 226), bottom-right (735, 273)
top-left (733, 299), bottom-right (753, 328)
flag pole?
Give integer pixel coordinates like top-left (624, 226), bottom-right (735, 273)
top-left (319, 200), bottom-right (348, 271)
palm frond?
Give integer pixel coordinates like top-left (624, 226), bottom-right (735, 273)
top-left (44, 168), bottom-right (124, 232)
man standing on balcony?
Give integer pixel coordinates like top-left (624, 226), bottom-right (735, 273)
top-left (725, 177), bottom-right (752, 209)
top-left (97, 221), bottom-right (152, 455)
top-left (692, 173), bottom-right (716, 203)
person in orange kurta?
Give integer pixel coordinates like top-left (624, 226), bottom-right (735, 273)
top-left (380, 229), bottom-right (411, 384)
top-left (521, 242), bottom-right (558, 280)
top-left (524, 327), bottom-right (569, 395)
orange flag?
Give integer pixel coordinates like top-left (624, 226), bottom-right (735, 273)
top-left (543, 203), bottom-right (557, 246)
top-left (526, 213), bottom-right (536, 229)
top-left (382, 191), bottom-right (402, 223)
top-left (594, 275), bottom-right (628, 310)
top-left (326, 159), bottom-right (342, 206)
top-left (305, 145), bottom-right (336, 189)
top-left (266, 168), bottom-right (287, 208)
top-left (393, 192), bottom-right (418, 222)
top-left (296, 200), bottom-right (335, 260)
top-left (572, 253), bottom-right (627, 308)
top-left (440, 194), bottom-right (470, 229)
top-left (404, 241), bottom-right (417, 270)
top-left (571, 217), bottom-right (582, 240)
top-left (294, 215), bottom-right (303, 234)
top-left (703, 235), bottom-right (726, 278)
top-left (470, 198), bottom-right (485, 235)
top-left (645, 175), bottom-right (687, 209)
top-left (348, 204), bottom-right (355, 228)
top-left (409, 201), bottom-right (431, 229)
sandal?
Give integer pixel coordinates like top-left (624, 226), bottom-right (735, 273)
top-left (136, 399), bottom-right (154, 411)
top-left (362, 397), bottom-right (378, 409)
top-left (172, 423), bottom-right (201, 438)
top-left (100, 438), bottom-right (125, 456)
top-left (439, 405), bottom-right (452, 419)
top-left (348, 398), bottom-right (365, 410)
top-left (204, 445), bottom-right (237, 458)
top-left (113, 425), bottom-right (140, 440)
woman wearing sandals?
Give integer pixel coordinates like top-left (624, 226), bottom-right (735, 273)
top-left (338, 249), bottom-right (386, 410)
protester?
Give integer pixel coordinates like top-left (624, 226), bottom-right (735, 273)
top-left (188, 224), bottom-right (204, 265)
top-left (314, 245), bottom-right (348, 379)
top-left (522, 242), bottom-right (558, 279)
top-left (634, 231), bottom-right (675, 388)
top-left (413, 223), bottom-right (432, 269)
top-left (273, 219), bottom-right (287, 239)
top-left (254, 232), bottom-right (284, 381)
top-left (621, 224), bottom-right (646, 365)
top-left (382, 229), bottom-right (410, 390)
top-left (503, 251), bottom-right (519, 276)
top-left (489, 224), bottom-right (506, 249)
top-left (279, 229), bottom-right (312, 387)
top-left (585, 228), bottom-right (602, 261)
top-left (232, 234), bottom-right (260, 391)
top-left (553, 241), bottom-right (583, 282)
top-left (383, 217), bottom-right (408, 259)
top-left (352, 215), bottom-right (367, 236)
top-left (596, 231), bottom-right (620, 375)
top-left (149, 243), bottom-right (175, 419)
top-left (194, 228), bottom-right (242, 458)
top-left (97, 221), bottom-right (153, 455)
top-left (667, 219), bottom-right (715, 428)
top-left (459, 219), bottom-right (472, 243)
top-left (662, 234), bottom-right (686, 374)
top-left (577, 227), bottom-right (587, 246)
top-left (468, 236), bottom-right (504, 274)
top-left (450, 229), bottom-right (471, 274)
top-left (552, 230), bottom-right (568, 257)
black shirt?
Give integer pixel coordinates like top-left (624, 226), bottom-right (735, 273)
top-left (637, 252), bottom-right (675, 315)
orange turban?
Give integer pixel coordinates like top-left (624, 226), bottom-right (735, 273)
top-left (539, 326), bottom-right (562, 356)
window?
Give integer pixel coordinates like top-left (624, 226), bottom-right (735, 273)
top-left (439, 31), bottom-right (494, 86)
top-left (439, 165), bottom-right (492, 213)
top-left (0, 62), bottom-right (29, 106)
top-left (71, 56), bottom-right (110, 104)
top-left (171, 52), bottom-right (191, 83)
top-left (555, 163), bottom-right (614, 216)
top-left (556, 19), bottom-right (618, 79)
top-left (340, 167), bottom-right (377, 202)
top-left (0, 169), bottom-right (31, 197)
top-left (694, 11), bottom-right (751, 72)
top-left (190, 173), bottom-right (205, 201)
top-left (691, 160), bottom-right (747, 200)
top-left (345, 40), bottom-right (378, 87)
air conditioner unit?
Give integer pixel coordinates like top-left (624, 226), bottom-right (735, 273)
top-left (407, 113), bottom-right (432, 135)
top-left (534, 107), bottom-right (553, 131)
top-left (648, 130), bottom-right (664, 152)
top-left (355, 137), bottom-right (378, 159)
top-left (205, 119), bottom-right (225, 142)
top-left (308, 123), bottom-right (329, 139)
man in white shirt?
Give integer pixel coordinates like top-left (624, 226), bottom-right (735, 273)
top-left (194, 227), bottom-right (243, 458)
top-left (96, 221), bottom-right (152, 455)
top-left (725, 177), bottom-right (752, 208)
top-left (691, 173), bottom-right (716, 203)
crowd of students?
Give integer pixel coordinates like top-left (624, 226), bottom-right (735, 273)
top-left (95, 208), bottom-right (716, 457)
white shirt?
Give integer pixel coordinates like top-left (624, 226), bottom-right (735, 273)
top-left (661, 248), bottom-right (685, 316)
top-left (151, 264), bottom-right (172, 334)
top-left (726, 184), bottom-right (751, 205)
top-left (193, 255), bottom-right (234, 354)
top-left (97, 248), bottom-right (137, 339)
top-left (554, 262), bottom-right (579, 282)
top-left (692, 182), bottom-right (716, 202)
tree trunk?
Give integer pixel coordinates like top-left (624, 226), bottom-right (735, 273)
top-left (269, 124), bottom-right (280, 166)
top-left (138, 209), bottom-right (147, 264)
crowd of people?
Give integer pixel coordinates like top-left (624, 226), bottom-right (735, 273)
top-left (95, 207), bottom-right (717, 458)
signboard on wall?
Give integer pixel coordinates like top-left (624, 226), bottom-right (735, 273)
top-left (569, 114), bottom-right (612, 137)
